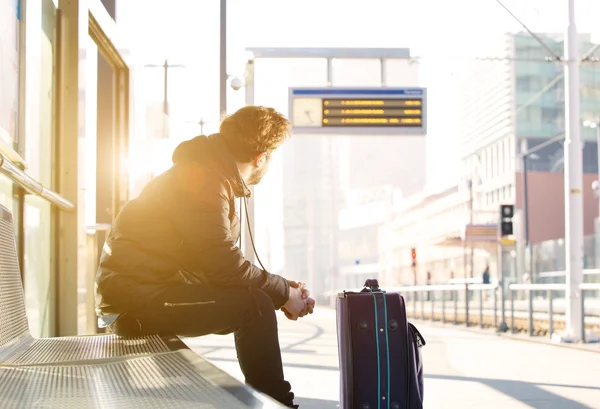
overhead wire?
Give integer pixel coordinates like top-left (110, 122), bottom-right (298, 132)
top-left (494, 0), bottom-right (563, 62)
top-left (489, 0), bottom-right (600, 114)
top-left (582, 43), bottom-right (600, 62)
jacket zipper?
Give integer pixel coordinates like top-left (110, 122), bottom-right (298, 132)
top-left (164, 301), bottom-right (215, 307)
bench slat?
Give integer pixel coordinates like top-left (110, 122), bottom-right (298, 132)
top-left (0, 349), bottom-right (281, 408)
top-left (4, 334), bottom-right (178, 365)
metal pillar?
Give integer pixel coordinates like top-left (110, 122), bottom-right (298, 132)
top-left (596, 123), bottom-right (600, 272)
top-left (561, 0), bottom-right (584, 342)
top-left (144, 60), bottom-right (184, 139)
top-left (469, 179), bottom-right (474, 278)
top-left (219, 0), bottom-right (227, 116)
top-left (327, 58), bottom-right (340, 294)
top-left (498, 242), bottom-right (508, 332)
top-left (522, 154), bottom-right (533, 279)
top-left (55, 0), bottom-right (84, 336)
top-left (243, 59), bottom-right (255, 264)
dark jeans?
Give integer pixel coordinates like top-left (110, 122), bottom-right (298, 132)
top-left (108, 284), bottom-right (295, 407)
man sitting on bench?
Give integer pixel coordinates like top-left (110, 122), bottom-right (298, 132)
top-left (95, 105), bottom-right (315, 408)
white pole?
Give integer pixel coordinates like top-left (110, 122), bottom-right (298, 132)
top-left (243, 59), bottom-right (256, 264)
top-left (595, 121), bottom-right (600, 277)
top-left (561, 0), bottom-right (584, 342)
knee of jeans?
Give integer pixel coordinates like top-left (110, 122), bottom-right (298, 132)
top-left (248, 287), bottom-right (274, 316)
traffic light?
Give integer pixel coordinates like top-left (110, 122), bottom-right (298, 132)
top-left (500, 204), bottom-right (514, 237)
top-left (411, 247), bottom-right (417, 267)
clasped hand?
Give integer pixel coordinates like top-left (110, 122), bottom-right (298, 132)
top-left (281, 280), bottom-right (315, 321)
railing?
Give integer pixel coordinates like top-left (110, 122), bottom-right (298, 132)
top-left (327, 282), bottom-right (600, 343)
top-left (0, 154), bottom-right (74, 211)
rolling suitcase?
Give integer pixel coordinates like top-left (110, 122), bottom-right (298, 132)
top-left (336, 279), bottom-right (425, 409)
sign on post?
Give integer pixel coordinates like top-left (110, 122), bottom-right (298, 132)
top-left (289, 87), bottom-right (427, 135)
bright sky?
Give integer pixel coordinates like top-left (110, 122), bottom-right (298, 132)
top-left (117, 0), bottom-right (600, 188)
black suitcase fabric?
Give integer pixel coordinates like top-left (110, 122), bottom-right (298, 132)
top-left (336, 279), bottom-right (425, 409)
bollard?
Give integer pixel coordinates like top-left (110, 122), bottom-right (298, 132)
top-left (453, 289), bottom-right (458, 325)
top-left (442, 291), bottom-right (446, 323)
top-left (431, 291), bottom-right (435, 322)
top-left (581, 291), bottom-right (586, 343)
top-left (493, 286), bottom-right (498, 329)
top-left (510, 289), bottom-right (515, 332)
top-left (499, 280), bottom-right (508, 332)
top-left (528, 289), bottom-right (533, 336)
top-left (465, 284), bottom-right (470, 328)
top-left (413, 292), bottom-right (417, 319)
top-left (479, 289), bottom-right (483, 328)
top-left (548, 289), bottom-right (553, 339)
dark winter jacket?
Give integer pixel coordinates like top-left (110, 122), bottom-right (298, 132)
top-left (95, 134), bottom-right (289, 316)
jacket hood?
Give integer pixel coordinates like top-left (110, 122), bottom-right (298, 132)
top-left (172, 134), bottom-right (251, 198)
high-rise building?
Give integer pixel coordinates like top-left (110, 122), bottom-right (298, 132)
top-left (388, 32), bottom-right (600, 284)
top-left (459, 32), bottom-right (600, 209)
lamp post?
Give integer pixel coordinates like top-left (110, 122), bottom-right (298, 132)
top-left (560, 0), bottom-right (584, 343)
top-left (220, 0), bottom-right (227, 116)
top-left (144, 60), bottom-right (185, 139)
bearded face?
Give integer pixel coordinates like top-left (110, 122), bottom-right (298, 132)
top-left (247, 154), bottom-right (271, 185)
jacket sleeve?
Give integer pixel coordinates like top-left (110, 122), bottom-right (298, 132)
top-left (168, 174), bottom-right (290, 309)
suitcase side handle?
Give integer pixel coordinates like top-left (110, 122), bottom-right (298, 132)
top-left (361, 278), bottom-right (381, 292)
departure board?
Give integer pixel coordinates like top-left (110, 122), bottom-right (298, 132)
top-left (322, 99), bottom-right (423, 127)
top-left (289, 87), bottom-right (427, 135)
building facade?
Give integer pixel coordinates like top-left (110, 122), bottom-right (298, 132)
top-left (387, 32), bottom-right (600, 285)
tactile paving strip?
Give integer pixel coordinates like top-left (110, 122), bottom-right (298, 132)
top-left (5, 334), bottom-right (172, 365)
top-left (0, 350), bottom-right (252, 408)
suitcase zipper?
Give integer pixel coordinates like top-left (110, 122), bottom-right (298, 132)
top-left (164, 301), bottom-right (215, 307)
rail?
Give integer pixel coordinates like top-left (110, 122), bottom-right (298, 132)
top-left (327, 282), bottom-right (600, 343)
top-left (0, 154), bottom-right (74, 211)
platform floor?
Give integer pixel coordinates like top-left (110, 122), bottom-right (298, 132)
top-left (183, 307), bottom-right (600, 409)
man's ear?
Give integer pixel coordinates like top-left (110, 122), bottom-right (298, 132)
top-left (253, 152), bottom-right (268, 167)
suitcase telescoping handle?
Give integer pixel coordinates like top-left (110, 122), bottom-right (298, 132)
top-left (361, 278), bottom-right (381, 292)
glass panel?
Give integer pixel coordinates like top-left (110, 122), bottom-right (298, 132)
top-left (77, 35), bottom-right (98, 335)
top-left (0, 0), bottom-right (20, 150)
top-left (22, 0), bottom-right (55, 338)
top-left (24, 196), bottom-right (51, 337)
top-left (0, 176), bottom-right (14, 209)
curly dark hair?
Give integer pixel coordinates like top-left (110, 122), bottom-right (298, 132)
top-left (219, 105), bottom-right (291, 162)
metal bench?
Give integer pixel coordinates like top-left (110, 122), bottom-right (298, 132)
top-left (0, 204), bottom-right (284, 408)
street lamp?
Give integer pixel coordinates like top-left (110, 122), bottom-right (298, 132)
top-left (144, 60), bottom-right (186, 139)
